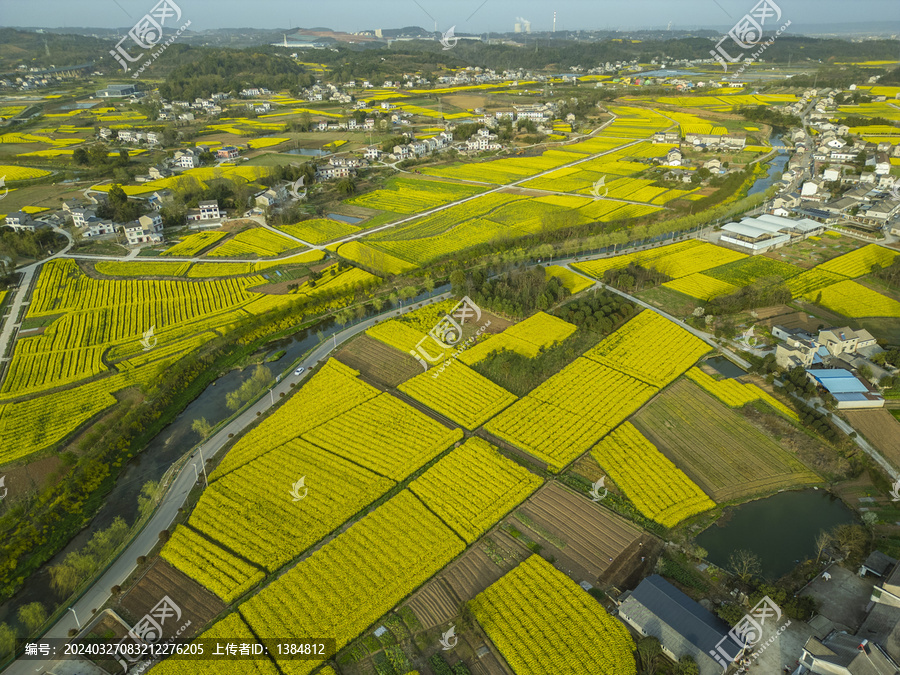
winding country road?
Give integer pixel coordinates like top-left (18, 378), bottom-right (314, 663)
top-left (3, 107), bottom-right (894, 672)
top-left (1, 291), bottom-right (451, 675)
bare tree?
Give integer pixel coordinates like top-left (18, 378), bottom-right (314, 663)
top-left (728, 549), bottom-right (761, 583)
top-left (814, 530), bottom-right (831, 564)
top-left (831, 524), bottom-right (867, 560)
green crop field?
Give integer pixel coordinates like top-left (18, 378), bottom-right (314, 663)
top-left (633, 380), bottom-right (819, 502)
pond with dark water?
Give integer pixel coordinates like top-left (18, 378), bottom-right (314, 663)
top-left (704, 356), bottom-right (747, 379)
top-left (696, 490), bottom-right (857, 580)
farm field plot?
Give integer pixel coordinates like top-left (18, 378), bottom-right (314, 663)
top-left (706, 256), bottom-right (802, 286)
top-left (816, 243), bottom-right (898, 278)
top-left (161, 231), bottom-right (227, 257)
top-left (399, 363), bottom-right (517, 430)
top-left (471, 555), bottom-right (636, 675)
top-left (208, 227), bottom-right (301, 258)
top-left (189, 438), bottom-right (395, 573)
top-left (663, 273), bottom-right (738, 301)
top-left (843, 410), bottom-right (900, 471)
top-left (807, 279), bottom-right (900, 318)
top-left (94, 261), bottom-right (191, 277)
top-left (277, 218), bottom-right (359, 244)
top-left (591, 423), bottom-right (715, 528)
top-left (336, 240), bottom-right (418, 275)
top-left (211, 359), bottom-right (380, 479)
top-left (545, 265), bottom-right (594, 294)
top-left (160, 525), bottom-right (265, 603)
top-left (335, 335), bottom-right (423, 387)
top-left (686, 367), bottom-right (798, 420)
top-left (410, 437), bottom-right (541, 543)
top-left (785, 268), bottom-right (846, 296)
top-left (406, 541), bottom-right (518, 631)
top-left (186, 262), bottom-right (258, 277)
top-left (583, 310), bottom-right (710, 388)
top-left (366, 298), bottom-right (501, 364)
top-left (633, 380), bottom-right (819, 502)
top-left (0, 375), bottom-right (120, 465)
top-left (302, 392), bottom-right (463, 481)
top-left (237, 490), bottom-right (466, 675)
top-left (666, 110), bottom-right (727, 136)
top-left (291, 264), bottom-right (379, 300)
top-left (460, 311), bottom-right (577, 365)
top-left (117, 558), bottom-right (225, 641)
top-left (3, 259), bottom-right (277, 398)
top-left (345, 176), bottom-right (484, 213)
top-left (514, 481), bottom-right (641, 583)
top-left (0, 165), bottom-right (51, 180)
top-left (573, 240), bottom-right (745, 281)
top-left (420, 146), bottom-right (592, 185)
top-left (256, 249), bottom-right (324, 268)
top-left (484, 358), bottom-right (657, 472)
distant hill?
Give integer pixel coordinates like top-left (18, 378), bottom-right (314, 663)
top-left (0, 28), bottom-right (110, 72)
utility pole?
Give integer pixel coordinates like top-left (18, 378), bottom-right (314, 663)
top-left (198, 445), bottom-right (208, 484)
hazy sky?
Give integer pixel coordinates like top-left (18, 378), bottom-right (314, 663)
top-left (0, 0), bottom-right (897, 33)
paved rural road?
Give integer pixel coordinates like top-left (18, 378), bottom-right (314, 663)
top-left (791, 392), bottom-right (898, 481)
top-left (562, 265), bottom-right (900, 480)
top-left (0, 227), bottom-right (73, 365)
top-left (562, 264), bottom-right (753, 369)
top-left (2, 291), bottom-right (450, 675)
top-left (58, 110), bottom-right (650, 271)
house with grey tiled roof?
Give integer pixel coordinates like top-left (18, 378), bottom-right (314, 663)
top-left (618, 575), bottom-right (743, 675)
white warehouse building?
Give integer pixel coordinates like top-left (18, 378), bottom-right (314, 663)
top-left (720, 215), bottom-right (823, 253)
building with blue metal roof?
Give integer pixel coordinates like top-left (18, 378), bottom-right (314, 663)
top-left (806, 368), bottom-right (884, 409)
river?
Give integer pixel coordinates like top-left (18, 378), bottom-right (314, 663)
top-left (747, 133), bottom-right (789, 197)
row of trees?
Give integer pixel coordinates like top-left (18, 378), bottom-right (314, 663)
top-left (47, 514), bottom-right (135, 597)
top-left (225, 365), bottom-right (273, 411)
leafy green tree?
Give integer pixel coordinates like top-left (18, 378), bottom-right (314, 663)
top-left (676, 655), bottom-right (700, 675)
top-left (335, 178), bottom-right (356, 196)
top-left (191, 417), bottom-right (213, 439)
top-left (88, 143), bottom-right (110, 166)
top-left (18, 602), bottom-right (47, 634)
top-left (137, 481), bottom-right (159, 520)
top-left (0, 623), bottom-right (16, 658)
top-left (226, 365), bottom-right (272, 411)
